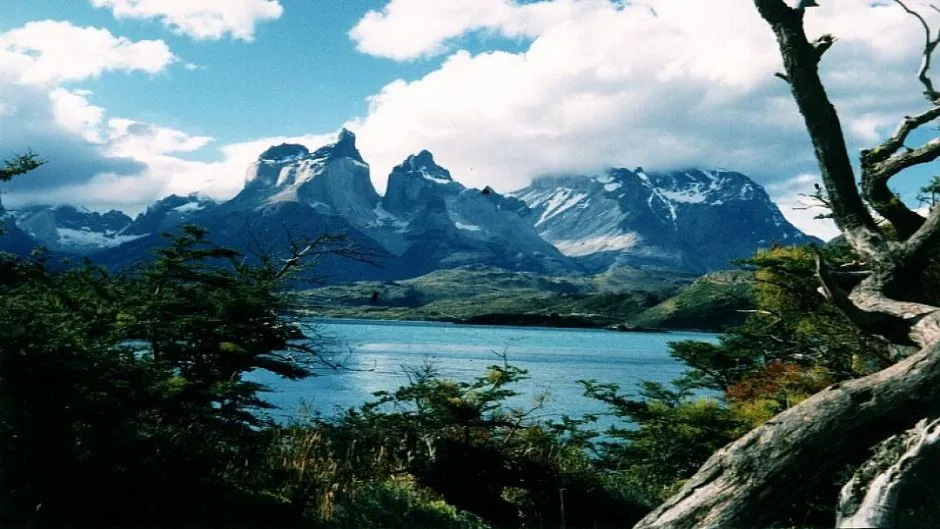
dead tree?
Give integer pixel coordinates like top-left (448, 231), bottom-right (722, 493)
top-left (634, 1), bottom-right (940, 528)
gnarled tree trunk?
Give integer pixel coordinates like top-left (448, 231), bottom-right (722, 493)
top-left (634, 1), bottom-right (940, 527)
top-left (836, 418), bottom-right (940, 528)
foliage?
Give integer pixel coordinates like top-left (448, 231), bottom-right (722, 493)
top-left (0, 150), bottom-right (43, 182)
top-left (0, 222), bottom-right (326, 527)
top-left (582, 380), bottom-right (746, 504)
top-left (917, 175), bottom-right (940, 210)
top-left (576, 243), bottom-right (892, 515)
top-left (275, 359), bottom-right (649, 529)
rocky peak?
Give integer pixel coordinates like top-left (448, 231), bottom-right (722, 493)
top-left (310, 128), bottom-right (364, 163)
top-left (383, 150), bottom-right (461, 215)
top-left (258, 143), bottom-right (310, 164)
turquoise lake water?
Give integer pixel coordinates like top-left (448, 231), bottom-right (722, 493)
top-left (251, 319), bottom-right (719, 424)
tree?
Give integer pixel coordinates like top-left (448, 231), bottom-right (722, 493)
top-left (917, 175), bottom-right (940, 210)
top-left (0, 151), bottom-right (43, 235)
top-left (635, 2), bottom-right (940, 528)
top-left (0, 151), bottom-right (43, 182)
top-left (0, 154), bottom-right (331, 526)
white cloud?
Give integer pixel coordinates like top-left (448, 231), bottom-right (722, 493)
top-left (0, 20), bottom-right (192, 211)
top-left (91, 0), bottom-right (285, 41)
top-left (766, 174), bottom-right (840, 241)
top-left (350, 0), bottom-right (604, 61)
top-left (0, 83), bottom-right (145, 201)
top-left (49, 88), bottom-right (106, 142)
top-left (0, 20), bottom-right (175, 86)
top-left (342, 0), bottom-right (940, 243)
top-left (107, 119), bottom-right (213, 157)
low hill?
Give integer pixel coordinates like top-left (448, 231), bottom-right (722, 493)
top-left (296, 266), bottom-right (752, 330)
top-left (625, 270), bottom-right (755, 331)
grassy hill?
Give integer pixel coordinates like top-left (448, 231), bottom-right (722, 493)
top-left (296, 265), bottom-right (696, 327)
top-left (625, 270), bottom-right (755, 331)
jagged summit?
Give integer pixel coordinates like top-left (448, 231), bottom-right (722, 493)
top-left (310, 128), bottom-right (364, 163)
top-left (258, 143), bottom-right (309, 164)
top-left (13, 129), bottom-right (816, 282)
top-left (384, 150), bottom-right (460, 215)
top-left (394, 150), bottom-right (452, 181)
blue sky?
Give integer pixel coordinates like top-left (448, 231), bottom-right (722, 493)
top-left (2, 0), bottom-right (449, 150)
top-left (1, 0), bottom-right (940, 239)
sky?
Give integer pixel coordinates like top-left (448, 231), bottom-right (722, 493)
top-left (1, 0), bottom-right (940, 240)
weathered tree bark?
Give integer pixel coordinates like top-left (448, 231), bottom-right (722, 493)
top-left (836, 418), bottom-right (940, 528)
top-left (633, 1), bottom-right (940, 528)
top-left (633, 341), bottom-right (940, 529)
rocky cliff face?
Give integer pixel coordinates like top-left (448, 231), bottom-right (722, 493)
top-left (90, 130), bottom-right (577, 282)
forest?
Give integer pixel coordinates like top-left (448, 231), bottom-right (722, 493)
top-left (4, 0), bottom-right (940, 528)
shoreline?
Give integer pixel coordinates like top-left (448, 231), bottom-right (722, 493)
top-left (293, 309), bottom-right (722, 335)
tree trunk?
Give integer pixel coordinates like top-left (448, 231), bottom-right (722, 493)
top-left (633, 1), bottom-right (940, 527)
top-left (633, 341), bottom-right (940, 529)
top-left (836, 417), bottom-right (940, 528)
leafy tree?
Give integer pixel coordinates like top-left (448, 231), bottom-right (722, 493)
top-left (0, 155), bottom-right (328, 527)
top-left (917, 175), bottom-right (940, 210)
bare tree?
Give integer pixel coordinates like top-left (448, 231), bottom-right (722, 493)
top-left (634, 1), bottom-right (940, 528)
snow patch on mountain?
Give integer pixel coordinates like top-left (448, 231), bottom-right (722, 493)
top-left (56, 228), bottom-right (146, 250)
top-left (554, 233), bottom-right (640, 257)
top-left (455, 221), bottom-right (483, 232)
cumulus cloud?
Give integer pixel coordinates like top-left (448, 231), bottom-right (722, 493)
top-left (342, 0), bottom-right (940, 239)
top-left (0, 21), bottom-right (179, 210)
top-left (107, 119), bottom-right (213, 157)
top-left (0, 84), bottom-right (145, 197)
top-left (90, 0), bottom-right (285, 41)
top-left (350, 0), bottom-right (604, 61)
top-left (0, 20), bottom-right (175, 86)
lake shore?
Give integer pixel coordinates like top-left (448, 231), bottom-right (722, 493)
top-left (295, 307), bottom-right (677, 333)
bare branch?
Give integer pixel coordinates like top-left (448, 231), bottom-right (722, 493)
top-left (898, 200), bottom-right (940, 274)
top-left (810, 34), bottom-right (836, 62)
top-left (894, 0), bottom-right (940, 101)
top-left (852, 2), bottom-right (940, 238)
top-left (864, 107), bottom-right (940, 165)
top-left (753, 0), bottom-right (881, 238)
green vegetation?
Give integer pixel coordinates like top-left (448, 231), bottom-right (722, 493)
top-left (296, 265), bottom-right (746, 330)
top-left (627, 270), bottom-right (754, 331)
top-left (2, 156), bottom-right (908, 528)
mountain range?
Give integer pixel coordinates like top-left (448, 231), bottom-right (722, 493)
top-left (1, 129), bottom-right (814, 283)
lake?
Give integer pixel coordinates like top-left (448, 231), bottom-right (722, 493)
top-left (251, 318), bottom-right (719, 424)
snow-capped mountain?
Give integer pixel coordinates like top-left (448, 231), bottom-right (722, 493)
top-left (511, 168), bottom-right (814, 273)
top-left (91, 130), bottom-right (576, 282)
top-left (8, 205), bottom-right (139, 254)
top-left (375, 149), bottom-right (574, 274)
top-left (122, 194), bottom-right (218, 236)
top-left (10, 129), bottom-right (815, 281)
top-left (230, 130), bottom-right (575, 277)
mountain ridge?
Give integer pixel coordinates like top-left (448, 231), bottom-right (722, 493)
top-left (3, 130), bottom-right (816, 283)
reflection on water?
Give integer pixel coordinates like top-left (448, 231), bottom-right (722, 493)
top-left (250, 318), bottom-right (719, 424)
